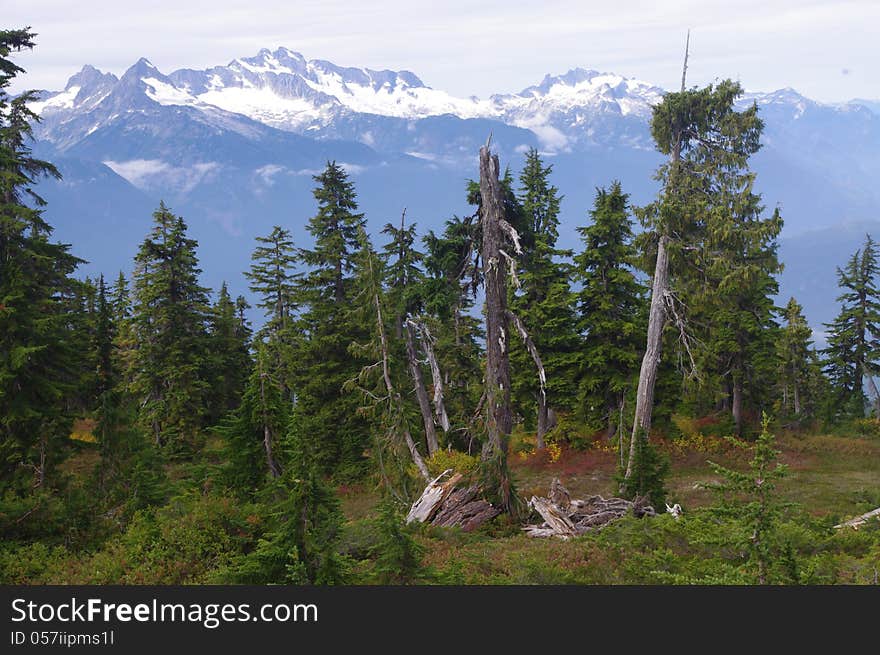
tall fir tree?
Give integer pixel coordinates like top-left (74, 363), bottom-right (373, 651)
top-left (205, 282), bottom-right (251, 424)
top-left (0, 28), bottom-right (82, 495)
top-left (509, 149), bottom-right (578, 444)
top-left (218, 340), bottom-right (288, 493)
top-left (574, 182), bottom-right (646, 438)
top-left (422, 215), bottom-right (484, 449)
top-left (822, 235), bottom-right (880, 418)
top-left (293, 161), bottom-right (370, 477)
top-left (131, 202), bottom-right (211, 452)
top-left (777, 297), bottom-right (823, 421)
top-left (382, 212), bottom-right (443, 456)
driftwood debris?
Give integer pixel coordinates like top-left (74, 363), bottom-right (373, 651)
top-left (406, 469), bottom-right (501, 531)
top-left (834, 507), bottom-right (880, 530)
top-left (524, 479), bottom-right (656, 539)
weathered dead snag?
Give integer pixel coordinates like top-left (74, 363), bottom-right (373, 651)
top-left (523, 479), bottom-right (656, 539)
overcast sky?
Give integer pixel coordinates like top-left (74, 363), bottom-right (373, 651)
top-left (5, 0), bottom-right (878, 102)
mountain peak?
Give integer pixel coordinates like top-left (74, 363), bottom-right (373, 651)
top-left (65, 64), bottom-right (118, 91)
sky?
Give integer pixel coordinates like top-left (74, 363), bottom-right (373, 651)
top-left (5, 0), bottom-right (879, 102)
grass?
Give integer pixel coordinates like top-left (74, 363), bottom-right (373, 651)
top-left (338, 430), bottom-right (880, 584)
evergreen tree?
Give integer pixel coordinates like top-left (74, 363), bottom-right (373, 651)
top-left (218, 341), bottom-right (288, 493)
top-left (370, 497), bottom-right (426, 584)
top-left (0, 28), bottom-right (82, 494)
top-left (695, 202), bottom-right (783, 435)
top-left (233, 413), bottom-right (348, 584)
top-left (422, 215), bottom-right (484, 449)
top-left (510, 149), bottom-right (578, 443)
top-left (293, 161), bottom-right (370, 477)
top-left (574, 183), bottom-right (645, 438)
top-left (822, 235), bottom-right (880, 418)
top-left (206, 282), bottom-right (251, 423)
top-left (94, 274), bottom-right (115, 399)
top-left (131, 202), bottom-right (211, 452)
top-left (245, 226), bottom-right (298, 336)
top-left (778, 297), bottom-right (822, 420)
top-left (706, 414), bottom-right (791, 584)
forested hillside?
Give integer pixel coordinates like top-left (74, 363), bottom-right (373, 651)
top-left (2, 29), bottom-right (878, 586)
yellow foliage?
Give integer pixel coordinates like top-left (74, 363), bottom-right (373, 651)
top-left (424, 449), bottom-right (479, 477)
top-left (69, 418), bottom-right (97, 443)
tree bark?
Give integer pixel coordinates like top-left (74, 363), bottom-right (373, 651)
top-left (732, 376), bottom-right (744, 436)
top-left (625, 235), bottom-right (669, 479)
top-left (479, 145), bottom-right (514, 510)
top-left (405, 321), bottom-right (440, 456)
top-left (865, 373), bottom-right (880, 416)
top-left (412, 320), bottom-right (450, 432)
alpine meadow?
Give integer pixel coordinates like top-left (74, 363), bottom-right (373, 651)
top-left (4, 22), bottom-right (880, 589)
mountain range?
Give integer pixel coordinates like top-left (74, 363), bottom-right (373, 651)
top-left (26, 46), bottom-right (880, 333)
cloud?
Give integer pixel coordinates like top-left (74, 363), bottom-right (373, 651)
top-left (103, 159), bottom-right (219, 192)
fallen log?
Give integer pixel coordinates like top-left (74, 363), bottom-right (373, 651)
top-left (529, 495), bottom-right (577, 537)
top-left (524, 479), bottom-right (657, 538)
top-left (834, 507), bottom-right (880, 530)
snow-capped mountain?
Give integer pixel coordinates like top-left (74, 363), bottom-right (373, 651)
top-left (24, 47), bottom-right (880, 332)
top-left (32, 47), bottom-right (671, 155)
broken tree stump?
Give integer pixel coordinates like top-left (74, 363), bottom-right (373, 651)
top-left (406, 470), bottom-right (501, 531)
top-left (406, 469), bottom-right (462, 524)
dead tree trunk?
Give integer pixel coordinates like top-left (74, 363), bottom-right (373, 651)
top-left (507, 309), bottom-right (548, 449)
top-left (625, 35), bottom-right (689, 481)
top-left (626, 234), bottom-right (669, 479)
top-left (412, 320), bottom-right (450, 432)
top-left (479, 144), bottom-right (514, 510)
top-left (866, 373), bottom-right (880, 416)
top-left (732, 375), bottom-right (744, 436)
top-left (405, 320), bottom-right (440, 456)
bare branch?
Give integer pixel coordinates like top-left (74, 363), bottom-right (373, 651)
top-left (498, 218), bottom-right (523, 255)
top-left (498, 249), bottom-right (520, 289)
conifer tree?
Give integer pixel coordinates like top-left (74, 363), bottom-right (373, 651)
top-left (510, 149), bottom-right (578, 444)
top-left (131, 202), bottom-right (211, 452)
top-left (778, 297), bottom-right (821, 420)
top-left (245, 226), bottom-right (297, 394)
top-left (697, 199), bottom-right (783, 434)
top-left (245, 226), bottom-right (298, 336)
top-left (822, 235), bottom-right (880, 418)
top-left (218, 341), bottom-right (288, 492)
top-left (629, 71), bottom-right (765, 477)
top-left (347, 227), bottom-right (431, 489)
top-left (234, 413), bottom-right (348, 584)
top-left (574, 182), bottom-right (645, 438)
top-left (0, 28), bottom-right (81, 493)
top-left (94, 274), bottom-right (115, 399)
top-left (706, 413), bottom-right (790, 584)
top-left (382, 212), bottom-right (443, 455)
top-left (206, 282), bottom-right (251, 423)
top-left (293, 161), bottom-right (370, 477)
top-left (422, 215), bottom-right (484, 447)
